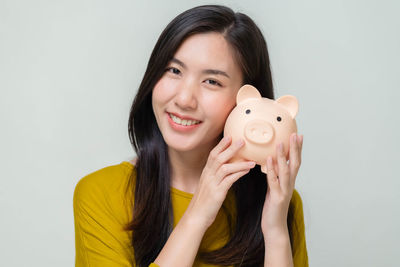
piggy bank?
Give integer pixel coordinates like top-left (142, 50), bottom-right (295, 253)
top-left (223, 84), bottom-right (299, 174)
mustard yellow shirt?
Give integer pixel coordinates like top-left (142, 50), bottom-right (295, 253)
top-left (73, 161), bottom-right (308, 266)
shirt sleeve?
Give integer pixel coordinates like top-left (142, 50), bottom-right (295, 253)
top-left (291, 189), bottom-right (309, 267)
top-left (73, 164), bottom-right (161, 267)
top-left (73, 173), bottom-right (135, 267)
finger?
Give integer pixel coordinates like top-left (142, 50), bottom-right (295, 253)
top-left (299, 134), bottom-right (303, 152)
top-left (266, 156), bottom-right (280, 193)
top-left (207, 136), bottom-right (233, 170)
top-left (211, 138), bottom-right (245, 170)
top-left (216, 161), bottom-right (255, 182)
top-left (297, 134), bottom-right (303, 165)
top-left (274, 162), bottom-right (279, 175)
top-left (295, 134), bottom-right (303, 174)
top-left (277, 142), bottom-right (290, 193)
top-left (289, 133), bottom-right (301, 183)
top-left (289, 133), bottom-right (298, 163)
top-left (212, 136), bottom-right (232, 155)
top-left (220, 169), bottom-right (250, 191)
top-left (295, 134), bottom-right (303, 153)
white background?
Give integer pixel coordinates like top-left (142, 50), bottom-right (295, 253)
top-left (1, 0), bottom-right (399, 266)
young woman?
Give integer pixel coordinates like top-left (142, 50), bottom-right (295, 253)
top-left (74, 5), bottom-right (308, 267)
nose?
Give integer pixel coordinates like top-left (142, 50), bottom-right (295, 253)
top-left (174, 79), bottom-right (198, 110)
top-left (244, 120), bottom-right (274, 145)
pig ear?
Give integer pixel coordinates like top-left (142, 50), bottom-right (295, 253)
top-left (276, 95), bottom-right (299, 118)
top-left (236, 84), bottom-right (262, 104)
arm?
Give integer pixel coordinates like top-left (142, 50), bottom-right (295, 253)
top-left (131, 153), bottom-right (208, 267)
top-left (155, 136), bottom-right (255, 266)
top-left (261, 133), bottom-right (304, 267)
top-left (263, 189), bottom-right (309, 267)
top-left (263, 225), bottom-right (293, 267)
top-left (153, 213), bottom-right (208, 267)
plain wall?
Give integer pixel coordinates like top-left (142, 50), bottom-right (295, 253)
top-left (1, 0), bottom-right (399, 266)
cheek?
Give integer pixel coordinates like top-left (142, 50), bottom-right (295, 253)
top-left (203, 92), bottom-right (236, 123)
top-left (152, 77), bottom-right (175, 108)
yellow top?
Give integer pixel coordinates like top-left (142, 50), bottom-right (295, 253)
top-left (73, 161), bottom-right (308, 267)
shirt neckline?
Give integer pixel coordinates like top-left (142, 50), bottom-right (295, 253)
top-left (121, 161), bottom-right (194, 199)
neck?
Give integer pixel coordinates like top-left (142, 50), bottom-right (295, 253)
top-left (168, 141), bottom-right (217, 194)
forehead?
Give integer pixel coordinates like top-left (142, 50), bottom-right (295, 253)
top-left (173, 32), bottom-right (240, 73)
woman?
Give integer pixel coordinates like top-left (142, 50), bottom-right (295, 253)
top-left (74, 5), bottom-right (308, 267)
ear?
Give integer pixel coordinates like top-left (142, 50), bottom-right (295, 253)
top-left (236, 84), bottom-right (262, 104)
top-left (276, 95), bottom-right (299, 118)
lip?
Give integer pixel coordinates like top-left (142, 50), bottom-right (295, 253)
top-left (166, 112), bottom-right (202, 132)
top-left (167, 112), bottom-right (202, 122)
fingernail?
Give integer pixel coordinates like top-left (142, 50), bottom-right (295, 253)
top-left (279, 143), bottom-right (283, 152)
top-left (267, 156), bottom-right (272, 165)
top-left (248, 161), bottom-right (256, 167)
top-left (292, 133), bottom-right (297, 143)
top-left (236, 139), bottom-right (244, 146)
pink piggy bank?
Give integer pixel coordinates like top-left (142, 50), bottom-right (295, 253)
top-left (223, 84), bottom-right (299, 174)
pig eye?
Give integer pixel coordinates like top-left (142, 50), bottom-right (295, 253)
top-left (277, 116), bottom-right (282, 122)
top-left (245, 109), bottom-right (251, 114)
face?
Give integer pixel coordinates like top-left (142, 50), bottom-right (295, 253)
top-left (152, 32), bottom-right (243, 153)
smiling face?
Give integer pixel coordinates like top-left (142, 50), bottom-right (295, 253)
top-left (151, 32), bottom-right (243, 153)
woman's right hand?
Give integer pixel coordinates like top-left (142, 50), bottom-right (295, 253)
top-left (184, 136), bottom-right (256, 229)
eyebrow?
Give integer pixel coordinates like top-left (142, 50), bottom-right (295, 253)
top-left (170, 58), bottom-right (231, 78)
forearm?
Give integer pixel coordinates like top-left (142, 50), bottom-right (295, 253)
top-left (154, 213), bottom-right (208, 267)
top-left (263, 226), bottom-right (294, 267)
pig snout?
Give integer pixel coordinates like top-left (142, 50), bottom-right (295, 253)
top-left (244, 120), bottom-right (274, 145)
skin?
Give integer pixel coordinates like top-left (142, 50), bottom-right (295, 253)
top-left (148, 32), bottom-right (304, 267)
top-left (151, 32), bottom-right (243, 194)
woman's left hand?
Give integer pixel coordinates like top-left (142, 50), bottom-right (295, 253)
top-left (261, 133), bottom-right (303, 236)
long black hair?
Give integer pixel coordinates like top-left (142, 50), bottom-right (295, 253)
top-left (125, 5), bottom-right (295, 267)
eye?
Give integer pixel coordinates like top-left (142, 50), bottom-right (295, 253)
top-left (245, 109), bottom-right (251, 114)
top-left (205, 79), bottom-right (222, 87)
top-left (166, 67), bottom-right (181, 75)
top-left (277, 116), bottom-right (282, 122)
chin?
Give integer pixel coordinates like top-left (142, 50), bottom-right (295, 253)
top-left (165, 139), bottom-right (199, 152)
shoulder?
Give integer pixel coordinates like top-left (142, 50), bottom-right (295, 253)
top-left (74, 161), bottom-right (135, 195)
top-left (289, 189), bottom-right (309, 266)
top-left (128, 157), bottom-right (137, 166)
top-left (73, 161), bottom-right (136, 214)
top-left (290, 189), bottom-right (304, 211)
top-left (289, 189), bottom-right (305, 229)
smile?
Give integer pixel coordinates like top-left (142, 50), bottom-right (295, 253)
top-left (168, 113), bottom-right (201, 126)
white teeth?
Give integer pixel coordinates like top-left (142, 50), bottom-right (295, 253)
top-left (169, 114), bottom-right (200, 126)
